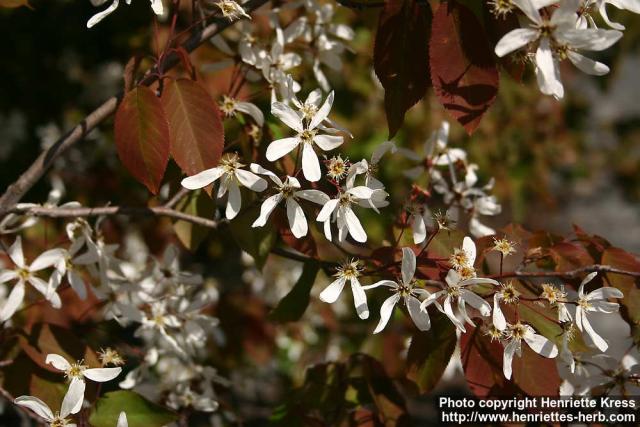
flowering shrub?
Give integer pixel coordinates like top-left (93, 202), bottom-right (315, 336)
top-left (1, 0), bottom-right (640, 425)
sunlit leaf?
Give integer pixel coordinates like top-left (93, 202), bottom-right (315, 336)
top-left (430, 0), bottom-right (498, 134)
top-left (114, 86), bottom-right (170, 194)
top-left (162, 79), bottom-right (224, 194)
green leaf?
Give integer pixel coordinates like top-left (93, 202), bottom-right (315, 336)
top-left (405, 312), bottom-right (457, 393)
top-left (269, 261), bottom-right (319, 322)
top-left (114, 86), bottom-right (170, 194)
top-left (89, 391), bottom-right (177, 427)
top-left (173, 189), bottom-right (215, 251)
top-left (228, 204), bottom-right (276, 269)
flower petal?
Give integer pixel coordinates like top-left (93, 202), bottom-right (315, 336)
top-left (271, 102), bottom-right (303, 132)
top-left (225, 182), bottom-right (242, 219)
top-left (0, 281), bottom-right (25, 322)
top-left (351, 279), bottom-right (369, 319)
top-left (46, 353), bottom-right (71, 371)
top-left (524, 332), bottom-right (559, 358)
top-left (373, 293), bottom-right (401, 334)
top-left (181, 167), bottom-right (224, 189)
top-left (252, 194), bottom-right (283, 228)
top-left (286, 198), bottom-right (308, 238)
top-left (495, 28), bottom-right (540, 57)
top-left (319, 277), bottom-right (346, 303)
top-left (266, 137), bottom-right (300, 162)
top-left (14, 396), bottom-right (54, 421)
top-left (309, 91), bottom-right (334, 130)
top-left (401, 247), bottom-right (416, 285)
top-left (301, 143), bottom-right (321, 182)
top-left (406, 295), bottom-right (431, 331)
top-left (62, 377), bottom-right (85, 416)
top-left (313, 134), bottom-right (343, 151)
top-left (83, 367), bottom-right (122, 382)
top-left (344, 207), bottom-right (367, 242)
top-left (235, 169), bottom-right (267, 192)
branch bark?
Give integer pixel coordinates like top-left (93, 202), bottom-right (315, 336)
top-left (492, 265), bottom-right (640, 279)
top-left (12, 205), bottom-right (220, 229)
top-left (0, 0), bottom-right (270, 219)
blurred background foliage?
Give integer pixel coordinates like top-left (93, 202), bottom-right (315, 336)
top-left (1, 1), bottom-right (640, 425)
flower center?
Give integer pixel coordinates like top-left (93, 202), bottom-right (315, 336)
top-left (17, 267), bottom-right (31, 280)
top-left (507, 322), bottom-right (527, 341)
top-left (578, 297), bottom-right (592, 310)
top-left (220, 153), bottom-right (242, 174)
top-left (338, 191), bottom-right (354, 207)
top-left (488, 0), bottom-right (515, 18)
top-left (336, 259), bottom-right (362, 280)
top-left (299, 129), bottom-right (316, 144)
top-left (301, 103), bottom-right (318, 121)
top-left (66, 361), bottom-right (87, 379)
top-left (219, 95), bottom-right (237, 116)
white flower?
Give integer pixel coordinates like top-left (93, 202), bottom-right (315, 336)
top-left (400, 121), bottom-right (466, 180)
top-left (0, 237), bottom-right (64, 322)
top-left (346, 141), bottom-right (396, 191)
top-left (181, 153), bottom-right (267, 220)
top-left (87, 0), bottom-right (164, 29)
top-left (117, 412), bottom-right (128, 427)
top-left (501, 322), bottom-right (558, 379)
top-left (46, 353), bottom-right (122, 414)
top-left (366, 248), bottom-right (432, 333)
top-left (257, 28), bottom-right (302, 101)
top-left (494, 0), bottom-right (622, 98)
top-left (575, 272), bottom-right (623, 352)
top-left (49, 237), bottom-right (100, 301)
top-left (316, 181), bottom-right (388, 243)
top-left (14, 393), bottom-right (79, 427)
top-left (219, 95), bottom-right (264, 127)
top-left (319, 259), bottom-right (370, 319)
top-left (579, 0), bottom-right (640, 30)
top-left (215, 0), bottom-right (251, 21)
top-left (492, 281), bottom-right (520, 331)
top-left (420, 269), bottom-right (497, 332)
top-left (250, 165), bottom-right (329, 238)
top-left (267, 91), bottom-right (344, 182)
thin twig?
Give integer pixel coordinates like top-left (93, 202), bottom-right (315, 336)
top-left (12, 205), bottom-right (220, 229)
top-left (0, 0), bottom-right (270, 219)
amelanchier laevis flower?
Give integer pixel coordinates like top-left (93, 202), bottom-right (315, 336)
top-left (420, 268), bottom-right (497, 333)
top-left (494, 0), bottom-right (622, 99)
top-left (87, 0), bottom-right (164, 29)
top-left (575, 272), bottom-right (623, 352)
top-left (181, 153), bottom-right (268, 220)
top-left (250, 165), bottom-right (329, 238)
top-left (501, 322), bottom-right (558, 380)
top-left (267, 91), bottom-right (344, 182)
top-left (14, 393), bottom-right (80, 427)
top-left (319, 259), bottom-right (370, 319)
top-left (366, 248), bottom-right (432, 333)
top-left (46, 353), bottom-right (122, 414)
top-left (219, 95), bottom-right (264, 127)
top-left (215, 0), bottom-right (251, 21)
top-left (316, 181), bottom-right (388, 243)
top-left (0, 236), bottom-right (64, 322)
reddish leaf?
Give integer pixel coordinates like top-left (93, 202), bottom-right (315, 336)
top-left (374, 0), bottom-right (432, 137)
top-left (549, 241), bottom-right (594, 271)
top-left (0, 0), bottom-right (32, 9)
top-left (162, 79), bottom-right (224, 189)
top-left (511, 344), bottom-right (561, 396)
top-left (430, 1), bottom-right (499, 134)
top-left (460, 324), bottom-right (510, 397)
top-left (114, 86), bottom-right (170, 194)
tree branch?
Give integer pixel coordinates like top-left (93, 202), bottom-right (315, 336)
top-left (12, 205), bottom-right (220, 229)
top-left (0, 0), bottom-right (270, 219)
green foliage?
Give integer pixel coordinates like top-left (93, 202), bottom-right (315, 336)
top-left (89, 391), bottom-right (177, 427)
top-left (269, 261), bottom-right (320, 322)
top-left (228, 203), bottom-right (277, 270)
top-left (173, 189), bottom-right (215, 251)
top-left (405, 311), bottom-right (457, 393)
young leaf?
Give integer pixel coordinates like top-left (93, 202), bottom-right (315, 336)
top-left (430, 0), bottom-right (499, 134)
top-left (89, 391), bottom-right (177, 427)
top-left (269, 261), bottom-right (319, 322)
top-left (374, 0), bottom-right (432, 138)
top-left (162, 79), bottom-right (224, 189)
top-left (405, 311), bottom-right (457, 394)
top-left (114, 86), bottom-right (170, 194)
